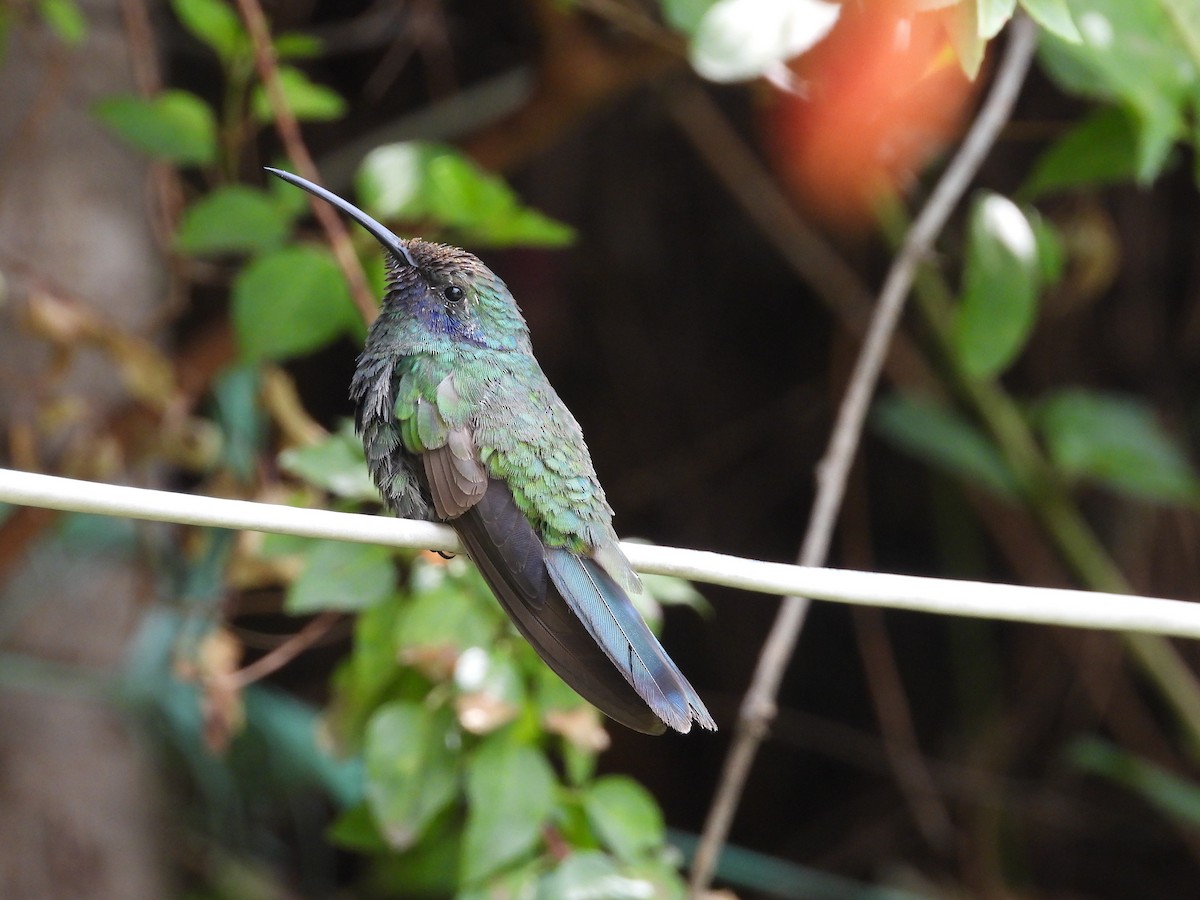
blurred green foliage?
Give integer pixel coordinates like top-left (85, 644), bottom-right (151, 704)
top-left (357, 143), bottom-right (577, 248)
top-left (951, 193), bottom-right (1042, 379)
top-left (95, 91), bottom-right (219, 165)
top-left (875, 0), bottom-right (1200, 517)
top-left (84, 4), bottom-right (699, 895)
top-left (1033, 390), bottom-right (1200, 504)
top-left (1038, 0), bottom-right (1200, 182)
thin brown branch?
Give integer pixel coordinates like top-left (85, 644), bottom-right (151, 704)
top-left (119, 0), bottom-right (162, 95)
top-left (688, 16), bottom-right (1039, 894)
top-left (222, 610), bottom-right (342, 690)
top-left (840, 454), bottom-right (955, 852)
top-left (0, 506), bottom-right (58, 591)
top-left (852, 607), bottom-right (955, 850)
top-left (365, 0), bottom-right (458, 102)
top-left (232, 0), bottom-right (379, 324)
top-left (573, 0), bottom-right (686, 56)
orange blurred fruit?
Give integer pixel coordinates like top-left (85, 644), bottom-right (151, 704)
top-left (764, 0), bottom-right (978, 231)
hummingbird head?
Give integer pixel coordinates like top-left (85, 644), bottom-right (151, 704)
top-left (266, 167), bottom-right (530, 353)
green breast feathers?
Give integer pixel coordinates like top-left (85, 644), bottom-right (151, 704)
top-left (391, 355), bottom-right (617, 554)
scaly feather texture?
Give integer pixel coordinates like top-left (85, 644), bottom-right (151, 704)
top-left (269, 169), bottom-right (715, 735)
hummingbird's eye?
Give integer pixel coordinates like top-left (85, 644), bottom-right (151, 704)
top-left (443, 285), bottom-right (465, 304)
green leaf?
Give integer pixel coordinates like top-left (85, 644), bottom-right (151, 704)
top-left (952, 193), bottom-right (1040, 378)
top-left (534, 662), bottom-right (589, 716)
top-left (176, 186), bottom-right (291, 256)
top-left (453, 646), bottom-right (526, 734)
top-left (873, 394), bottom-right (1019, 497)
top-left (259, 532), bottom-right (313, 558)
top-left (286, 540), bottom-right (395, 613)
top-left (621, 858), bottom-right (688, 899)
top-left (274, 31), bottom-right (322, 59)
top-left (458, 859), bottom-right (543, 900)
top-left (538, 852), bottom-right (659, 900)
top-left (1194, 100), bottom-right (1200, 188)
top-left (369, 812), bottom-right (463, 895)
top-left (461, 733), bottom-right (557, 884)
top-left (946, 0), bottom-right (986, 78)
top-left (171, 0), bottom-right (246, 62)
top-left (357, 142), bottom-right (431, 219)
top-left (1020, 0), bottom-right (1081, 42)
top-left (1023, 106), bottom-right (1141, 198)
top-left (252, 66), bottom-right (346, 122)
top-left (1067, 736), bottom-right (1200, 828)
top-left (583, 776), bottom-right (665, 862)
top-left (212, 363), bottom-right (263, 479)
top-left (363, 247), bottom-right (390, 298)
top-left (363, 702), bottom-right (459, 850)
top-left (238, 686), bottom-right (362, 805)
top-left (56, 512), bottom-right (139, 555)
top-left (428, 153), bottom-right (517, 224)
top-left (39, 0), bottom-right (86, 44)
top-left (328, 599), bottom-right (406, 746)
top-left (661, 0), bottom-right (719, 34)
top-left (978, 0), bottom-right (1017, 39)
top-left (1158, 0), bottom-right (1200, 184)
top-left (410, 552), bottom-right (498, 611)
top-left (428, 153), bottom-right (574, 246)
top-left (453, 645), bottom-right (524, 702)
top-left (1157, 0), bottom-right (1200, 60)
top-left (357, 142), bottom-right (575, 248)
top-left (639, 572), bottom-right (711, 617)
top-left (1034, 389), bottom-right (1200, 504)
top-left (396, 577), bottom-right (502, 664)
top-left (278, 420), bottom-right (378, 501)
top-left (562, 737), bottom-right (599, 788)
top-left (481, 205), bottom-right (576, 248)
top-left (94, 91), bottom-right (216, 165)
top-left (1038, 0), bottom-right (1197, 181)
top-left (231, 245), bottom-right (356, 360)
top-left (327, 802), bottom-right (389, 853)
top-left (1029, 209), bottom-right (1065, 286)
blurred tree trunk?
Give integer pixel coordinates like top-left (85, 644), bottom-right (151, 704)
top-left (0, 1), bottom-right (169, 896)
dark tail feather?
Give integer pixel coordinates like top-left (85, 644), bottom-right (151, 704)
top-left (543, 548), bottom-right (714, 733)
top-left (454, 480), bottom-right (712, 734)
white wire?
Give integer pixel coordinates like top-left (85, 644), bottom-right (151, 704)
top-left (2, 466), bottom-right (1199, 639)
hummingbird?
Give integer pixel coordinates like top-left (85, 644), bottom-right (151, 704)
top-left (268, 168), bottom-right (714, 735)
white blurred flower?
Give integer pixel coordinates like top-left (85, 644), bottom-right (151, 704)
top-left (981, 195), bottom-right (1036, 262)
top-left (690, 0), bottom-right (841, 83)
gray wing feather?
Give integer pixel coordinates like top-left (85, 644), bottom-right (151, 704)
top-left (423, 427), bottom-right (487, 519)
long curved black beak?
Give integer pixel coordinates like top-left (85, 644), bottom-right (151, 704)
top-left (265, 167), bottom-right (419, 269)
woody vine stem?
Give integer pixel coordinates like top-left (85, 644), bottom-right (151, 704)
top-left (687, 16), bottom-right (1040, 895)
